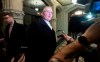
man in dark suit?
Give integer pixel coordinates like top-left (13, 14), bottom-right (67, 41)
top-left (26, 6), bottom-right (57, 62)
top-left (3, 12), bottom-right (26, 62)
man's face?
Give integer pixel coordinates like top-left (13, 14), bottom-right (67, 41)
top-left (4, 15), bottom-right (13, 24)
top-left (42, 7), bottom-right (53, 21)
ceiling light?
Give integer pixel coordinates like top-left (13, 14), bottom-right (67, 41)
top-left (72, 0), bottom-right (77, 4)
top-left (35, 8), bottom-right (39, 11)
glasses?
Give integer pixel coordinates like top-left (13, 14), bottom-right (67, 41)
top-left (43, 11), bottom-right (53, 14)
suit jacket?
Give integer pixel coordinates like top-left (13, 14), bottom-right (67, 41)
top-left (27, 18), bottom-right (57, 62)
top-left (0, 29), bottom-right (4, 39)
top-left (0, 29), bottom-right (4, 47)
top-left (5, 21), bottom-right (26, 61)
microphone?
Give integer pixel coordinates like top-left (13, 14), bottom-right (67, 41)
top-left (57, 30), bottom-right (65, 34)
top-left (57, 30), bottom-right (65, 38)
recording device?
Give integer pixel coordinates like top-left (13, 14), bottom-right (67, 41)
top-left (57, 30), bottom-right (65, 38)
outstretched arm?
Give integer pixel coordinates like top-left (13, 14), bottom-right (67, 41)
top-left (49, 21), bottom-right (100, 62)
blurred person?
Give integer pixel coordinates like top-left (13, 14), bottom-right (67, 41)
top-left (26, 6), bottom-right (57, 62)
top-left (0, 28), bottom-right (5, 62)
top-left (3, 12), bottom-right (26, 62)
top-left (49, 21), bottom-right (100, 62)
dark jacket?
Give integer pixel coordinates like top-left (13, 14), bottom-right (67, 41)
top-left (5, 21), bottom-right (26, 61)
top-left (27, 18), bottom-right (57, 62)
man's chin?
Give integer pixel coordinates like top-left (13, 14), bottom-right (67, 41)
top-left (48, 19), bottom-right (52, 21)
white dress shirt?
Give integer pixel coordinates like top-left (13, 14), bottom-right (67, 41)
top-left (44, 20), bottom-right (52, 30)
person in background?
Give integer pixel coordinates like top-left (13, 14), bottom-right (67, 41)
top-left (49, 21), bottom-right (100, 62)
top-left (3, 11), bottom-right (26, 62)
top-left (26, 6), bottom-right (57, 62)
top-left (0, 28), bottom-right (5, 62)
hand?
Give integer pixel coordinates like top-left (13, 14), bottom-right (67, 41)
top-left (49, 58), bottom-right (60, 62)
top-left (11, 57), bottom-right (15, 62)
top-left (0, 38), bottom-right (4, 42)
top-left (18, 53), bottom-right (25, 62)
top-left (0, 38), bottom-right (5, 44)
top-left (10, 53), bottom-right (25, 62)
top-left (49, 57), bottom-right (73, 62)
top-left (62, 34), bottom-right (74, 42)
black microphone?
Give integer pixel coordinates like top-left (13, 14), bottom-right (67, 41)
top-left (57, 30), bottom-right (65, 34)
top-left (57, 30), bottom-right (65, 38)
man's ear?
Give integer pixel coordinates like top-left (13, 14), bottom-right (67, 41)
top-left (41, 12), bottom-right (43, 16)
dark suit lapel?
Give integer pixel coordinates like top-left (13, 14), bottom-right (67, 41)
top-left (10, 21), bottom-right (17, 38)
top-left (52, 29), bottom-right (55, 33)
top-left (38, 18), bottom-right (52, 31)
top-left (5, 24), bottom-right (10, 39)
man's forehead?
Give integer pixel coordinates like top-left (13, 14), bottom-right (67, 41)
top-left (43, 7), bottom-right (52, 11)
